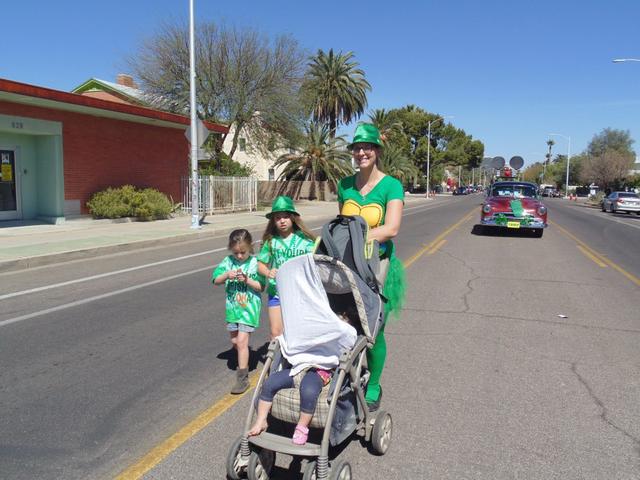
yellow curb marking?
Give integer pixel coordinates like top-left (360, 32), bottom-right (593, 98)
top-left (427, 239), bottom-right (447, 255)
top-left (115, 207), bottom-right (477, 479)
top-left (576, 245), bottom-right (607, 268)
top-left (114, 372), bottom-right (260, 480)
top-left (551, 220), bottom-right (640, 287)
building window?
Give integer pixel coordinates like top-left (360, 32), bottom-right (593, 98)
top-left (268, 168), bottom-right (275, 181)
top-left (238, 137), bottom-right (246, 151)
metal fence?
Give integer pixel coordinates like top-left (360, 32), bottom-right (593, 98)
top-left (181, 176), bottom-right (258, 214)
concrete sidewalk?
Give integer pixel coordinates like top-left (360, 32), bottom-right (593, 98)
top-left (0, 196), bottom-right (430, 272)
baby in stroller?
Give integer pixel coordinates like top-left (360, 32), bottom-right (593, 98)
top-left (227, 249), bottom-right (392, 480)
top-left (247, 293), bottom-right (359, 445)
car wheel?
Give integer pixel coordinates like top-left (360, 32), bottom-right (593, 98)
top-left (533, 229), bottom-right (543, 238)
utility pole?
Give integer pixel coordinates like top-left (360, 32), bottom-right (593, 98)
top-left (188, 0), bottom-right (201, 229)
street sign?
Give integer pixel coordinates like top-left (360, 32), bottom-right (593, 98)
top-left (184, 118), bottom-right (209, 147)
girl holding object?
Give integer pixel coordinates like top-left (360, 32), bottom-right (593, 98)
top-left (212, 229), bottom-right (264, 394)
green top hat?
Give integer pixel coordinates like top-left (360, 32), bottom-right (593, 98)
top-left (348, 123), bottom-right (383, 149)
top-left (266, 196), bottom-right (299, 218)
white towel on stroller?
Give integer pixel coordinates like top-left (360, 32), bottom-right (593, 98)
top-left (276, 254), bottom-right (357, 376)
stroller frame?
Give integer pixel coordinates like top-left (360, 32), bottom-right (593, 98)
top-left (227, 254), bottom-right (392, 480)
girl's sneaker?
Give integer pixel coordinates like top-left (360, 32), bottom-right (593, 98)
top-left (292, 425), bottom-right (309, 445)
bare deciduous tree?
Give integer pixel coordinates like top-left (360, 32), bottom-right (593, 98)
top-left (579, 150), bottom-right (634, 190)
top-left (129, 21), bottom-right (307, 160)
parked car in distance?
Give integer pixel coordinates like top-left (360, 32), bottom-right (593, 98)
top-left (541, 186), bottom-right (559, 197)
top-left (601, 191), bottom-right (640, 214)
top-left (453, 186), bottom-right (468, 195)
top-left (480, 181), bottom-right (547, 237)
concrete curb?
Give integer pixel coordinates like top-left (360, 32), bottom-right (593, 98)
top-left (0, 211), bottom-right (337, 273)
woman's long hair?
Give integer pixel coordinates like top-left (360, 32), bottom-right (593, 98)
top-left (262, 213), bottom-right (316, 245)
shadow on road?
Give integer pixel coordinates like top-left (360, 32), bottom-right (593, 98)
top-left (216, 341), bottom-right (269, 372)
top-left (471, 224), bottom-right (543, 238)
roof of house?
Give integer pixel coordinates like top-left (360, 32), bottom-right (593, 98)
top-left (0, 78), bottom-right (228, 133)
top-left (72, 78), bottom-right (148, 105)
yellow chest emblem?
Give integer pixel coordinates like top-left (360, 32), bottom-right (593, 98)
top-left (341, 199), bottom-right (383, 228)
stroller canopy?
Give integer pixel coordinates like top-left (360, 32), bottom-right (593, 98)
top-left (276, 254), bottom-right (357, 375)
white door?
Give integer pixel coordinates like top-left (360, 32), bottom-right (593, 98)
top-left (0, 149), bottom-right (21, 220)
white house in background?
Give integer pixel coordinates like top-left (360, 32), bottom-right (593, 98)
top-left (222, 116), bottom-right (289, 181)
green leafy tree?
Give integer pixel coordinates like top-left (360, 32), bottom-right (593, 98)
top-left (273, 122), bottom-right (353, 194)
top-left (302, 49), bottom-right (371, 136)
top-left (587, 128), bottom-right (635, 158)
top-left (378, 143), bottom-right (419, 184)
top-left (368, 108), bottom-right (402, 142)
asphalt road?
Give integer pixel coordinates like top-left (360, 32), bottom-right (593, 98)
top-left (1, 195), bottom-right (638, 480)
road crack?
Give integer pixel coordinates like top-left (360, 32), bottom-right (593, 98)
top-left (570, 362), bottom-right (640, 456)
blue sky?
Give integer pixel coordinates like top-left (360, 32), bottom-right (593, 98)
top-left (2, 0), bottom-right (639, 166)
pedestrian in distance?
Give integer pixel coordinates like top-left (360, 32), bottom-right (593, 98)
top-left (212, 229), bottom-right (265, 394)
top-left (257, 196), bottom-right (316, 339)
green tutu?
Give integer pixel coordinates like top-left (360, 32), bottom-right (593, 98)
top-left (383, 255), bottom-right (406, 320)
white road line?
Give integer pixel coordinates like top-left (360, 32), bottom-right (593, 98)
top-left (0, 247), bottom-right (227, 301)
top-left (0, 266), bottom-right (213, 328)
top-left (555, 202), bottom-right (640, 231)
top-left (1, 201), bottom-right (444, 303)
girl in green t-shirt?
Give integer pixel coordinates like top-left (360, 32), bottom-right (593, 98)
top-left (213, 229), bottom-right (264, 394)
top-left (258, 196), bottom-right (316, 339)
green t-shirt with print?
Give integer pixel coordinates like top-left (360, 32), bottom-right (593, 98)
top-left (338, 174), bottom-right (404, 256)
top-left (212, 255), bottom-right (263, 328)
top-left (257, 231), bottom-right (315, 297)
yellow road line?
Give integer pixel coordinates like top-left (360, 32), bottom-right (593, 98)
top-left (115, 207), bottom-right (478, 479)
top-left (403, 209), bottom-right (475, 268)
top-left (576, 245), bottom-right (607, 268)
top-left (427, 239), bottom-right (447, 255)
top-left (551, 220), bottom-right (640, 287)
top-left (114, 372), bottom-right (260, 480)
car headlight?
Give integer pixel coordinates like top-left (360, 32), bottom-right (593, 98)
top-left (537, 205), bottom-right (547, 215)
top-left (482, 204), bottom-right (492, 213)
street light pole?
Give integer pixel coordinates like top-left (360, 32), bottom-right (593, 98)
top-left (549, 133), bottom-right (571, 198)
top-left (189, 0), bottom-right (201, 229)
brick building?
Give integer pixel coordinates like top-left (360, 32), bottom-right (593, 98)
top-left (0, 78), bottom-right (227, 223)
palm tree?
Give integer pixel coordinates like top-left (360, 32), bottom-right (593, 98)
top-left (273, 122), bottom-right (353, 198)
top-left (302, 49), bottom-right (371, 136)
top-left (378, 143), bottom-right (419, 184)
top-left (544, 139), bottom-right (555, 182)
top-left (368, 108), bottom-right (402, 143)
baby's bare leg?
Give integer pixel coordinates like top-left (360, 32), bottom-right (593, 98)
top-left (247, 400), bottom-right (271, 436)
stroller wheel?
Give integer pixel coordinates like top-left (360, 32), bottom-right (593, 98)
top-left (371, 411), bottom-right (393, 455)
top-left (329, 459), bottom-right (352, 480)
top-left (226, 436), bottom-right (248, 479)
top-left (247, 448), bottom-right (275, 480)
top-left (302, 460), bottom-right (317, 480)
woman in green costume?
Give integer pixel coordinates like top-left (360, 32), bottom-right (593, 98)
top-left (337, 123), bottom-right (406, 411)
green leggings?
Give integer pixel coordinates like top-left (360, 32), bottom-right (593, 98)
top-left (365, 322), bottom-right (386, 403)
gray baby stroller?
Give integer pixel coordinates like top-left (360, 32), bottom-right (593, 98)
top-left (226, 218), bottom-right (393, 480)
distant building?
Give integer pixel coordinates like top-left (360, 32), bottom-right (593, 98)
top-left (73, 76), bottom-right (284, 180)
top-left (0, 77), bottom-right (226, 223)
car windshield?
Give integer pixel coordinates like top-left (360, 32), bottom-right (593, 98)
top-left (490, 185), bottom-right (537, 198)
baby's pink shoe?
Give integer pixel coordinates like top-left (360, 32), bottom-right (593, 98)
top-left (292, 425), bottom-right (309, 445)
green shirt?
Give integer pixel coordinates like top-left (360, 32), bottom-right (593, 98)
top-left (338, 174), bottom-right (404, 256)
top-left (257, 231), bottom-right (315, 296)
top-left (212, 255), bottom-right (263, 327)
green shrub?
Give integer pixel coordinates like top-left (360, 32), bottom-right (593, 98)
top-left (87, 185), bottom-right (173, 220)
